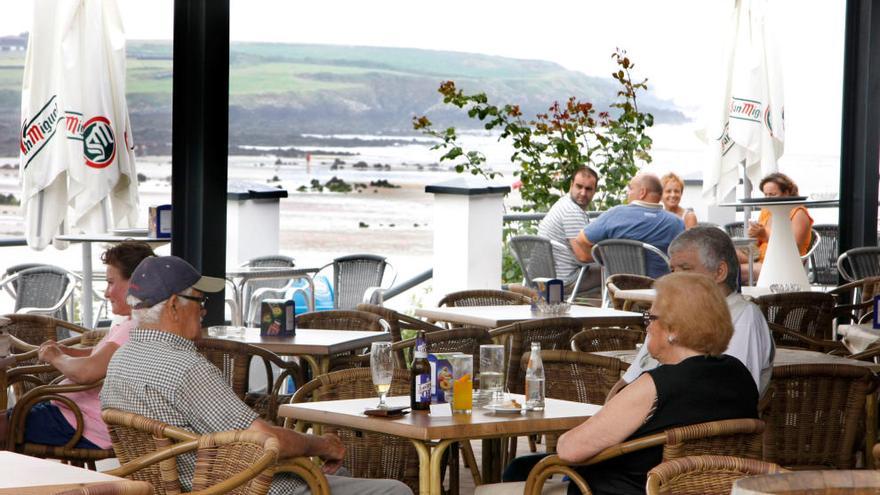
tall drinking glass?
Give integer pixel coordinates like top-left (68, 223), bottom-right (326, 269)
top-left (479, 344), bottom-right (505, 404)
top-left (370, 341), bottom-right (393, 409)
top-left (450, 355), bottom-right (473, 414)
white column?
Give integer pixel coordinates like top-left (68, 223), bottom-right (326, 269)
top-left (426, 178), bottom-right (510, 304)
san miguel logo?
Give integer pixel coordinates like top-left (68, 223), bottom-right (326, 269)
top-left (20, 96), bottom-right (116, 170)
top-left (20, 95), bottom-right (61, 169)
top-left (81, 116), bottom-right (116, 168)
top-left (729, 97), bottom-right (763, 123)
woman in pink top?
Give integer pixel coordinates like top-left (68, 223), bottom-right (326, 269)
top-left (1, 242), bottom-right (155, 450)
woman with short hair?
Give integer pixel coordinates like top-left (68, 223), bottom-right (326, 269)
top-left (660, 172), bottom-right (697, 229)
top-left (0, 242), bottom-right (155, 451)
top-left (486, 272), bottom-right (759, 495)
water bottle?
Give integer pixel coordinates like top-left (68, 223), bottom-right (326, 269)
top-left (525, 342), bottom-right (545, 411)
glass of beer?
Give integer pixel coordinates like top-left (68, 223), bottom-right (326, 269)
top-left (450, 355), bottom-right (473, 414)
top-left (370, 342), bottom-right (393, 409)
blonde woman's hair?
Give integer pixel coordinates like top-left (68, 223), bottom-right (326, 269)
top-left (653, 272), bottom-right (732, 355)
top-left (660, 172), bottom-right (685, 191)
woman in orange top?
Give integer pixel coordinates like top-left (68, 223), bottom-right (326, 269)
top-left (738, 172), bottom-right (814, 281)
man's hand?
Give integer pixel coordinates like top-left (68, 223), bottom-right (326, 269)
top-left (318, 433), bottom-right (345, 474)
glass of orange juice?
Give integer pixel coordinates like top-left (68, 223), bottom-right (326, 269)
top-left (450, 355), bottom-right (473, 414)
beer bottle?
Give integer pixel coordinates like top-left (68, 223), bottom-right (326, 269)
top-left (410, 330), bottom-right (431, 411)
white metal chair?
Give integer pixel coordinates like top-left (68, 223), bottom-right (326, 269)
top-left (0, 265), bottom-right (76, 322)
top-left (591, 239), bottom-right (670, 307)
top-left (508, 234), bottom-right (595, 303)
top-left (317, 254), bottom-right (396, 310)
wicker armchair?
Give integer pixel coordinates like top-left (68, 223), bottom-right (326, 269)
top-left (490, 318), bottom-right (584, 395)
top-left (1, 313), bottom-right (89, 346)
top-left (829, 276), bottom-right (880, 324)
top-left (295, 310), bottom-right (388, 371)
top-left (753, 292), bottom-right (845, 353)
top-left (645, 455), bottom-right (785, 495)
top-left (524, 418), bottom-right (765, 495)
top-left (761, 363), bottom-right (877, 469)
top-left (53, 480), bottom-right (155, 495)
top-left (605, 274), bottom-right (655, 312)
top-left (570, 326), bottom-right (645, 353)
top-left (522, 350), bottom-right (626, 406)
top-left (103, 408), bottom-right (329, 495)
top-left (288, 368), bottom-right (419, 493)
top-left (195, 338), bottom-right (305, 424)
top-left (837, 246), bottom-right (880, 282)
top-left (356, 303), bottom-right (446, 365)
top-left (434, 289), bottom-right (531, 328)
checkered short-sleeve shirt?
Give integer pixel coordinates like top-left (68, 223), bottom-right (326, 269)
top-left (101, 329), bottom-right (305, 494)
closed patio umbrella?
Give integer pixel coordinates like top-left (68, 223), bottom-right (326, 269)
top-left (702, 0), bottom-right (785, 205)
top-left (19, 0), bottom-right (138, 250)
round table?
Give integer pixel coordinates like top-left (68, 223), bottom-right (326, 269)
top-left (732, 470), bottom-right (880, 494)
top-left (720, 199), bottom-right (838, 288)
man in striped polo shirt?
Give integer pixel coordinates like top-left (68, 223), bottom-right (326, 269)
top-left (537, 166), bottom-right (601, 296)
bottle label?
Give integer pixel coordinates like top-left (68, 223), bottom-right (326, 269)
top-left (416, 373), bottom-right (432, 401)
top-left (414, 339), bottom-right (427, 358)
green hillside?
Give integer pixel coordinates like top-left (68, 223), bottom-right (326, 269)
top-left (0, 41), bottom-right (685, 156)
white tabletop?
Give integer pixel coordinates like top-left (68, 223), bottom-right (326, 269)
top-left (55, 233), bottom-right (170, 243)
top-left (0, 451), bottom-right (121, 491)
top-left (414, 304), bottom-right (642, 328)
top-left (614, 286), bottom-right (826, 304)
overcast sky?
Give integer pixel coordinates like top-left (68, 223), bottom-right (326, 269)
top-left (1, 0), bottom-right (847, 153)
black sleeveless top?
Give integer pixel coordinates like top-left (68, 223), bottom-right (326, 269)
top-left (570, 354), bottom-right (759, 495)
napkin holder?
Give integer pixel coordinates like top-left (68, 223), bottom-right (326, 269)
top-left (148, 205), bottom-right (172, 239)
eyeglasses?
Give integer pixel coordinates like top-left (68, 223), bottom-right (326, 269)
top-left (642, 311), bottom-right (660, 328)
top-left (176, 293), bottom-right (208, 308)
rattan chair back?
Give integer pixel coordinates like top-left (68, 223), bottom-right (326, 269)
top-left (605, 273), bottom-right (655, 312)
top-left (195, 338), bottom-right (304, 423)
top-left (392, 326), bottom-right (492, 369)
top-left (571, 326), bottom-right (645, 353)
top-left (329, 254), bottom-right (390, 310)
top-left (753, 292), bottom-right (835, 348)
top-left (809, 224), bottom-right (839, 285)
top-left (838, 246), bottom-right (880, 282)
top-left (646, 455), bottom-right (784, 495)
top-left (508, 235), bottom-right (557, 286)
top-left (290, 368), bottom-right (419, 492)
top-left (724, 222), bottom-right (745, 238)
top-left (53, 480), bottom-right (155, 495)
top-left (829, 276), bottom-right (880, 324)
top-left (761, 364), bottom-right (877, 469)
top-left (296, 310), bottom-right (388, 371)
top-left (102, 408), bottom-right (198, 494)
top-left (491, 317), bottom-right (584, 394)
top-left (662, 418), bottom-right (765, 460)
top-left (438, 289), bottom-right (531, 308)
top-left (520, 349), bottom-right (625, 405)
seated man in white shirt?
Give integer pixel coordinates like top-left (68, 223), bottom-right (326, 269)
top-left (610, 225), bottom-right (775, 399)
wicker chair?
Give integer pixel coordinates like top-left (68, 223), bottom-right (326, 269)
top-left (295, 309), bottom-right (389, 371)
top-left (356, 303), bottom-right (459, 366)
top-left (570, 326), bottom-right (645, 353)
top-left (645, 455), bottom-right (785, 495)
top-left (605, 273), bottom-right (655, 312)
top-left (103, 409), bottom-right (329, 495)
top-left (829, 276), bottom-right (880, 324)
top-left (0, 264), bottom-right (76, 321)
top-left (753, 292), bottom-right (845, 353)
top-left (434, 289), bottom-right (531, 328)
top-left (490, 318), bottom-right (585, 395)
top-left (760, 363), bottom-right (877, 469)
top-left (195, 338), bottom-right (305, 424)
top-left (319, 254), bottom-right (395, 310)
top-left (809, 224), bottom-right (839, 285)
top-left (522, 350), bottom-right (625, 406)
top-left (724, 222), bottom-right (745, 238)
top-left (838, 246), bottom-right (880, 282)
top-left (288, 368), bottom-right (419, 493)
top-left (523, 418), bottom-right (766, 495)
top-left (53, 480), bottom-right (155, 495)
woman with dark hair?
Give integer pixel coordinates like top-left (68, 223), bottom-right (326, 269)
top-left (737, 172), bottom-right (813, 280)
top-left (0, 241), bottom-right (155, 450)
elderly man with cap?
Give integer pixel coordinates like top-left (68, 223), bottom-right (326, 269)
top-left (100, 256), bottom-right (412, 495)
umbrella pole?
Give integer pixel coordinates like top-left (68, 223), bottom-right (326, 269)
top-left (742, 160), bottom-right (755, 286)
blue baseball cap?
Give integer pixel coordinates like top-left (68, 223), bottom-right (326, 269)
top-left (128, 256), bottom-right (225, 308)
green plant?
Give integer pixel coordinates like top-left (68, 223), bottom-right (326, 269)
top-left (413, 49), bottom-right (654, 283)
top-left (413, 49), bottom-right (653, 213)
